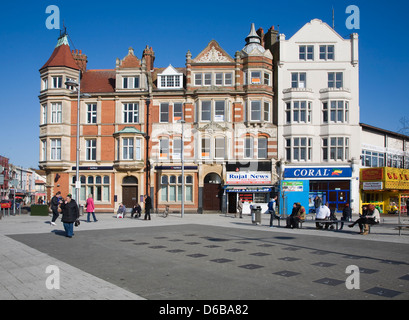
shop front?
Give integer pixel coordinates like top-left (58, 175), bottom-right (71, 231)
top-left (282, 166), bottom-right (354, 216)
top-left (360, 167), bottom-right (409, 215)
top-left (224, 169), bottom-right (274, 215)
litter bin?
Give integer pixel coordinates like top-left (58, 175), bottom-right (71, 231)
top-left (79, 205), bottom-right (84, 216)
top-left (251, 206), bottom-right (262, 225)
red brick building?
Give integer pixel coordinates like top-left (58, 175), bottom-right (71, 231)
top-left (39, 24), bottom-right (278, 214)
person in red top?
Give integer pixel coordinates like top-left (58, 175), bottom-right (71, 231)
top-left (86, 194), bottom-right (97, 222)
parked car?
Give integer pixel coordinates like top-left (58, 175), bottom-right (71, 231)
top-left (1, 200), bottom-right (12, 209)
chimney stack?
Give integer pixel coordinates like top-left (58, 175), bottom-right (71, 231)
top-left (72, 49), bottom-right (88, 73)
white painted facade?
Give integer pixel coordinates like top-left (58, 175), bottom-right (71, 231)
top-left (276, 19), bottom-right (361, 214)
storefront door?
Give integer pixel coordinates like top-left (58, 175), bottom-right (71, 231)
top-left (122, 176), bottom-right (138, 208)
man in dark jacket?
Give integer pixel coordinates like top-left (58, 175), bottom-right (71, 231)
top-left (339, 203), bottom-right (352, 230)
top-left (50, 191), bottom-right (61, 226)
top-left (144, 194), bottom-right (152, 220)
top-left (60, 194), bottom-right (79, 238)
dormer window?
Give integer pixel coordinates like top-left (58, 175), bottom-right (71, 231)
top-left (157, 65), bottom-right (183, 90)
top-left (123, 76), bottom-right (140, 89)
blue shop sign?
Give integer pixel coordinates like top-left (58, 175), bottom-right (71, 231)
top-left (284, 167), bottom-right (352, 179)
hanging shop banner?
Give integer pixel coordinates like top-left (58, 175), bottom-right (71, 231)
top-left (284, 167), bottom-right (352, 179)
top-left (226, 172), bottom-right (271, 185)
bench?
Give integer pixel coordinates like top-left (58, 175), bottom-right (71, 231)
top-left (396, 224), bottom-right (409, 236)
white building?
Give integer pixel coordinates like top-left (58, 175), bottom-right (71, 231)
top-left (272, 19), bottom-right (361, 215)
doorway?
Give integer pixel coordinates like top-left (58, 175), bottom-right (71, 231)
top-left (203, 173), bottom-right (222, 211)
top-left (122, 176), bottom-right (138, 209)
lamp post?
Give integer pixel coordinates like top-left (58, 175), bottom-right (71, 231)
top-left (178, 120), bottom-right (185, 218)
top-left (65, 71), bottom-right (91, 205)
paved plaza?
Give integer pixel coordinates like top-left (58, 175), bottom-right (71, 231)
top-left (1, 211), bottom-right (409, 301)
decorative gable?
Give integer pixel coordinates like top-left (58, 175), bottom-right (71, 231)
top-left (116, 47), bottom-right (141, 69)
top-left (193, 40), bottom-right (234, 63)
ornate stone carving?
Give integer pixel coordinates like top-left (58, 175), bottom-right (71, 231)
top-left (196, 46), bottom-right (230, 63)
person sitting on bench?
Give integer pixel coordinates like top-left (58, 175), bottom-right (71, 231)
top-left (315, 202), bottom-right (330, 229)
top-left (349, 204), bottom-right (380, 235)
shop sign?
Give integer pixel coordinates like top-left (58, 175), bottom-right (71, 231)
top-left (284, 167), bottom-right (352, 179)
top-left (361, 168), bottom-right (383, 181)
top-left (226, 172), bottom-right (271, 185)
top-left (384, 167), bottom-right (409, 190)
top-left (363, 182), bottom-right (383, 190)
top-left (225, 187), bottom-right (272, 193)
top-left (282, 181), bottom-right (303, 192)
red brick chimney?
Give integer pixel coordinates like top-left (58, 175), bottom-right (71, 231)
top-left (142, 45), bottom-right (155, 71)
top-left (72, 49), bottom-right (88, 73)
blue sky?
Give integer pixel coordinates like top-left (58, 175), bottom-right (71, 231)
top-left (0, 0), bottom-right (408, 168)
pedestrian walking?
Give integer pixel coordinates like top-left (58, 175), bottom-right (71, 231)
top-left (268, 195), bottom-right (278, 227)
top-left (50, 191), bottom-right (62, 226)
top-left (60, 194), bottom-right (79, 238)
top-left (144, 194), bottom-right (152, 220)
top-left (86, 194), bottom-right (97, 222)
top-left (236, 198), bottom-right (243, 218)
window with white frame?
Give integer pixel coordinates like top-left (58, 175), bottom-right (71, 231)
top-left (52, 76), bottom-right (62, 89)
top-left (250, 71), bottom-right (261, 84)
top-left (120, 137), bottom-right (141, 160)
top-left (258, 137), bottom-right (268, 159)
top-left (322, 137), bottom-right (349, 161)
top-left (264, 73), bottom-right (271, 86)
top-left (159, 138), bottom-right (169, 159)
top-left (160, 103), bottom-right (169, 123)
top-left (173, 103), bottom-right (183, 122)
top-left (250, 101), bottom-right (262, 121)
top-left (87, 104), bottom-right (97, 124)
top-left (42, 78), bottom-right (48, 90)
top-left (320, 45), bottom-right (335, 60)
top-left (201, 138), bottom-right (211, 159)
top-left (291, 72), bottom-right (307, 88)
top-left (299, 45), bottom-right (314, 60)
top-left (123, 103), bottom-right (139, 123)
top-left (214, 101), bottom-right (225, 122)
top-left (244, 136), bottom-right (254, 158)
top-left (286, 137), bottom-right (312, 162)
top-left (214, 137), bottom-right (225, 159)
top-left (286, 101), bottom-right (312, 124)
top-left (173, 138), bottom-right (182, 159)
top-left (387, 154), bottom-right (404, 168)
top-left (123, 76), bottom-right (140, 89)
top-left (41, 104), bottom-right (47, 124)
top-left (322, 101), bottom-right (349, 123)
top-left (50, 139), bottom-right (61, 160)
top-left (160, 174), bottom-right (193, 203)
top-left (72, 175), bottom-right (110, 202)
top-left (264, 102), bottom-right (271, 122)
top-left (194, 72), bottom-right (234, 86)
top-left (41, 140), bottom-right (47, 161)
top-left (328, 72), bottom-right (343, 88)
top-left (361, 150), bottom-right (385, 167)
top-left (51, 103), bottom-right (62, 124)
top-left (86, 139), bottom-right (97, 161)
top-left (122, 138), bottom-right (134, 160)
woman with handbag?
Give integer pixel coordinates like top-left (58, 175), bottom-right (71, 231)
top-left (60, 194), bottom-right (79, 238)
top-left (86, 194), bottom-right (97, 222)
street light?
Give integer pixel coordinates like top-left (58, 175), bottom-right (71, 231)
top-left (65, 71), bottom-right (91, 206)
top-left (178, 119), bottom-right (186, 218)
